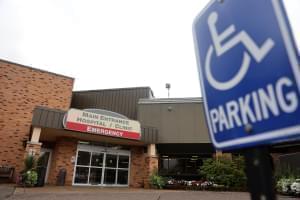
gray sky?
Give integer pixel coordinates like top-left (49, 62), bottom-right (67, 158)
top-left (0, 0), bottom-right (299, 98)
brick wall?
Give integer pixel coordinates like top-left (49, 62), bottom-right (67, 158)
top-left (144, 156), bottom-right (158, 188)
top-left (48, 137), bottom-right (77, 185)
top-left (0, 60), bottom-right (74, 179)
top-left (129, 147), bottom-right (146, 188)
top-left (129, 147), bottom-right (159, 188)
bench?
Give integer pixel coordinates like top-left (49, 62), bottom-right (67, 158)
top-left (0, 166), bottom-right (14, 182)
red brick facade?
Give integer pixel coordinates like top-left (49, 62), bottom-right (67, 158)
top-left (47, 137), bottom-right (77, 185)
top-left (129, 147), bottom-right (158, 188)
top-left (144, 156), bottom-right (159, 188)
top-left (0, 60), bottom-right (74, 179)
top-left (129, 147), bottom-right (146, 188)
top-left (0, 59), bottom-right (158, 188)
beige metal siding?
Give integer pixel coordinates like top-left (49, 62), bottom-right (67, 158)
top-left (71, 87), bottom-right (152, 120)
top-left (138, 101), bottom-right (210, 143)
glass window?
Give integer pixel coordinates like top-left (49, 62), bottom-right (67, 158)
top-left (117, 170), bottom-right (128, 185)
top-left (118, 155), bottom-right (129, 168)
top-left (91, 153), bottom-right (104, 167)
top-left (159, 156), bottom-right (207, 176)
top-left (77, 151), bottom-right (91, 166)
top-left (74, 167), bottom-right (89, 184)
top-left (105, 154), bottom-right (117, 168)
top-left (168, 158), bottom-right (185, 175)
top-left (89, 168), bottom-right (102, 185)
top-left (159, 158), bottom-right (169, 175)
top-left (104, 169), bottom-right (116, 184)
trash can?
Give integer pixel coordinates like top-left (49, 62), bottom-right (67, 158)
top-left (56, 168), bottom-right (66, 186)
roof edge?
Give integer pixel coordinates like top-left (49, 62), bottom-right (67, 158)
top-left (138, 97), bottom-right (203, 104)
top-left (0, 58), bottom-right (74, 80)
top-left (73, 86), bottom-right (153, 93)
top-left (34, 106), bottom-right (67, 113)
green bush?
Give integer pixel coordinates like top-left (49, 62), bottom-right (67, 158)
top-left (24, 155), bottom-right (35, 172)
top-left (21, 155), bottom-right (38, 187)
top-left (149, 169), bottom-right (166, 189)
top-left (25, 170), bottom-right (38, 186)
top-left (199, 156), bottom-right (247, 189)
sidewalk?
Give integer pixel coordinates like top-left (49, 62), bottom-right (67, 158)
top-left (13, 186), bottom-right (163, 194)
top-left (8, 186), bottom-right (296, 200)
top-left (0, 184), bottom-right (15, 199)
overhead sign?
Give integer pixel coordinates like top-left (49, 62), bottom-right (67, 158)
top-left (64, 108), bottom-right (141, 140)
top-left (193, 0), bottom-right (300, 150)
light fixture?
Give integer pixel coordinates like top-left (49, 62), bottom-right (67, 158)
top-left (165, 83), bottom-right (171, 98)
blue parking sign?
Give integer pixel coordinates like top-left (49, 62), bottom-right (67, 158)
top-left (193, 0), bottom-right (300, 150)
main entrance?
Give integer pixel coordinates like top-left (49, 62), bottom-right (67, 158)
top-left (36, 148), bottom-right (52, 186)
top-left (73, 144), bottom-right (130, 186)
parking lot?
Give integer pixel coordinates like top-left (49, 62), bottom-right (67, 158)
top-left (3, 186), bottom-right (297, 200)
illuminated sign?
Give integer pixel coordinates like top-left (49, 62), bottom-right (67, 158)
top-left (64, 108), bottom-right (141, 140)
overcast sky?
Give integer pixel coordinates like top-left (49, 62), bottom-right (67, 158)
top-left (0, 0), bottom-right (299, 98)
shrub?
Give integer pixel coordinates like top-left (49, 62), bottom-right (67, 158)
top-left (149, 169), bottom-right (166, 189)
top-left (24, 170), bottom-right (38, 186)
top-left (20, 155), bottom-right (38, 187)
top-left (199, 156), bottom-right (247, 189)
top-left (24, 155), bottom-right (35, 172)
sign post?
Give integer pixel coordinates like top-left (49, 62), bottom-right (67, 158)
top-left (193, 0), bottom-right (300, 199)
top-left (244, 147), bottom-right (276, 200)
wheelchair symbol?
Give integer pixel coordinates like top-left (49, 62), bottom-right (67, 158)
top-left (205, 12), bottom-right (275, 91)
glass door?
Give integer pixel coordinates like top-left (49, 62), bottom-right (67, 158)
top-left (37, 148), bottom-right (52, 186)
top-left (103, 154), bottom-right (117, 184)
top-left (116, 155), bottom-right (129, 185)
top-left (73, 147), bottom-right (130, 186)
top-left (89, 152), bottom-right (104, 185)
top-left (74, 151), bottom-right (91, 184)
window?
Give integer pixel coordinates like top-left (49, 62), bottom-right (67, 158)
top-left (159, 155), bottom-right (210, 177)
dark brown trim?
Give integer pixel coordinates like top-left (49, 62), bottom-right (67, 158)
top-left (31, 106), bottom-right (66, 129)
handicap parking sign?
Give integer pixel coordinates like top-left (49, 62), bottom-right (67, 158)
top-left (193, 0), bottom-right (300, 150)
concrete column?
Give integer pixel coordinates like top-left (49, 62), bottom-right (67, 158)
top-left (24, 127), bottom-right (42, 163)
top-left (25, 142), bottom-right (42, 158)
top-left (215, 150), bottom-right (232, 160)
top-left (31, 127), bottom-right (41, 143)
top-left (215, 150), bottom-right (223, 159)
top-left (144, 144), bottom-right (159, 188)
top-left (147, 144), bottom-right (157, 157)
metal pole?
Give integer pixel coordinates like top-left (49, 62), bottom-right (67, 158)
top-left (244, 147), bottom-right (276, 200)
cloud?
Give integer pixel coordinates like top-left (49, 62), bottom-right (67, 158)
top-left (0, 0), bottom-right (298, 98)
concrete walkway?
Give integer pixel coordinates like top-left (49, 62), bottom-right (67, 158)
top-left (0, 184), bottom-right (15, 200)
top-left (5, 186), bottom-right (296, 200)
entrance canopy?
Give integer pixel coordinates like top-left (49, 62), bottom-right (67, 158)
top-left (32, 106), bottom-right (157, 145)
top-left (39, 127), bottom-right (145, 146)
